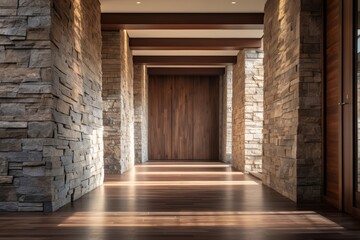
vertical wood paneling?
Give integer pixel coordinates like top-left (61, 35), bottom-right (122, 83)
top-left (172, 77), bottom-right (194, 159)
top-left (193, 77), bottom-right (219, 160)
top-left (148, 75), bottom-right (219, 160)
top-left (148, 76), bottom-right (172, 160)
top-left (325, 0), bottom-right (342, 210)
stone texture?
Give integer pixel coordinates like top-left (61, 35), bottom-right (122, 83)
top-left (133, 64), bottom-right (148, 164)
top-left (263, 0), bottom-right (322, 202)
top-left (102, 30), bottom-right (135, 174)
top-left (0, 0), bottom-right (104, 212)
top-left (0, 0), bottom-right (52, 212)
top-left (232, 50), bottom-right (264, 172)
top-left (221, 66), bottom-right (233, 163)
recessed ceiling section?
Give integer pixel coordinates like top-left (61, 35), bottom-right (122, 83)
top-left (132, 50), bottom-right (239, 56)
top-left (147, 65), bottom-right (227, 68)
top-left (101, 0), bottom-right (266, 13)
top-left (127, 30), bottom-right (263, 38)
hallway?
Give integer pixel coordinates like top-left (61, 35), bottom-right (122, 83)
top-left (1, 162), bottom-right (360, 240)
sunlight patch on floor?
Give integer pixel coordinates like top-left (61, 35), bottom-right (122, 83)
top-left (57, 211), bottom-right (344, 230)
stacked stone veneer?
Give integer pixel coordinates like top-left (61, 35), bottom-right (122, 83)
top-left (133, 64), bottom-right (148, 164)
top-left (232, 50), bottom-right (264, 172)
top-left (102, 30), bottom-right (135, 174)
top-left (263, 0), bottom-right (322, 202)
top-left (0, 0), bottom-right (104, 212)
top-left (221, 66), bottom-right (233, 163)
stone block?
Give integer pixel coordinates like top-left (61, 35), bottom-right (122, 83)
top-left (23, 166), bottom-right (45, 177)
top-left (28, 122), bottom-right (54, 138)
top-left (0, 160), bottom-right (8, 176)
top-left (0, 0), bottom-right (17, 7)
top-left (0, 202), bottom-right (18, 211)
top-left (18, 83), bottom-right (52, 94)
top-left (0, 176), bottom-right (13, 184)
top-left (0, 121), bottom-right (27, 128)
top-left (29, 49), bottom-right (51, 67)
top-left (28, 16), bottom-right (50, 28)
top-left (0, 17), bottom-right (27, 36)
top-left (18, 202), bottom-right (43, 212)
top-left (0, 140), bottom-right (21, 152)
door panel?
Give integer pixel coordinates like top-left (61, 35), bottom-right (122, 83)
top-left (148, 76), bottom-right (172, 160)
top-left (325, 0), bottom-right (342, 210)
top-left (172, 77), bottom-right (194, 159)
top-left (148, 75), bottom-right (219, 160)
top-left (193, 77), bottom-right (219, 160)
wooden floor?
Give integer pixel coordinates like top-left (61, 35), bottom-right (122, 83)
top-left (1, 162), bottom-right (360, 239)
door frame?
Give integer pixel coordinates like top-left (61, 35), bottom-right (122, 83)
top-left (343, 0), bottom-right (360, 217)
top-left (325, 0), bottom-right (360, 217)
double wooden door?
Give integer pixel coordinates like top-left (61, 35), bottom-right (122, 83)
top-left (148, 75), bottom-right (219, 160)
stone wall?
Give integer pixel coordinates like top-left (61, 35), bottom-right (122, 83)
top-left (102, 31), bottom-right (121, 173)
top-left (102, 30), bottom-right (135, 174)
top-left (232, 50), bottom-right (264, 172)
top-left (50, 0), bottom-right (104, 211)
top-left (221, 66), bottom-right (233, 163)
top-left (0, 0), bottom-right (104, 212)
top-left (0, 0), bottom-right (53, 212)
top-left (133, 64), bottom-right (148, 164)
top-left (263, 0), bottom-right (322, 202)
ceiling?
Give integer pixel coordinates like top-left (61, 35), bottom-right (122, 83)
top-left (100, 0), bottom-right (266, 13)
top-left (100, 0), bottom-right (265, 71)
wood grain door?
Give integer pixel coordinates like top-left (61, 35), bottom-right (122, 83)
top-left (148, 75), bottom-right (219, 160)
top-left (193, 76), bottom-right (219, 160)
top-left (325, 0), bottom-right (343, 210)
top-left (172, 77), bottom-right (194, 159)
top-left (148, 76), bottom-right (172, 160)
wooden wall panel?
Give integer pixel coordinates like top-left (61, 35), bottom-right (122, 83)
top-left (193, 77), bottom-right (219, 160)
top-left (148, 76), bottom-right (172, 160)
top-left (325, 0), bottom-right (342, 210)
top-left (172, 77), bottom-right (194, 159)
top-left (148, 75), bottom-right (220, 161)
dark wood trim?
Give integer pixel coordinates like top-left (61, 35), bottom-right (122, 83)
top-left (148, 67), bottom-right (225, 76)
top-left (101, 13), bottom-right (264, 30)
top-left (130, 38), bottom-right (262, 50)
top-left (339, 0), bottom-right (345, 211)
top-left (323, 0), bottom-right (343, 210)
top-left (322, 0), bottom-right (326, 200)
top-left (133, 56), bottom-right (237, 65)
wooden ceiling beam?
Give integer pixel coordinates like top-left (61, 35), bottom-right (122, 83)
top-left (101, 13), bottom-right (264, 30)
top-left (148, 67), bottom-right (225, 76)
top-left (130, 38), bottom-right (262, 50)
top-left (133, 56), bottom-right (236, 65)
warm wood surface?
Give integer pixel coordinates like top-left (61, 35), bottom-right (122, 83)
top-left (148, 77), bottom-right (172, 159)
top-left (133, 56), bottom-right (237, 65)
top-left (101, 13), bottom-right (264, 30)
top-left (149, 76), bottom-right (219, 160)
top-left (1, 161), bottom-right (360, 240)
top-left (325, 0), bottom-right (342, 210)
top-left (129, 38), bottom-right (262, 50)
top-left (148, 67), bottom-right (225, 76)
top-left (193, 77), bottom-right (219, 159)
top-left (172, 77), bottom-right (194, 159)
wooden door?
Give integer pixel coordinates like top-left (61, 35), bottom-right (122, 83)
top-left (325, 0), bottom-right (343, 210)
top-left (148, 75), bottom-right (219, 160)
top-left (148, 76), bottom-right (172, 160)
top-left (193, 76), bottom-right (219, 159)
top-left (172, 77), bottom-right (194, 159)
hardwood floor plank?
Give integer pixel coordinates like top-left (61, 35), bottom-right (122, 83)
top-left (0, 161), bottom-right (360, 240)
